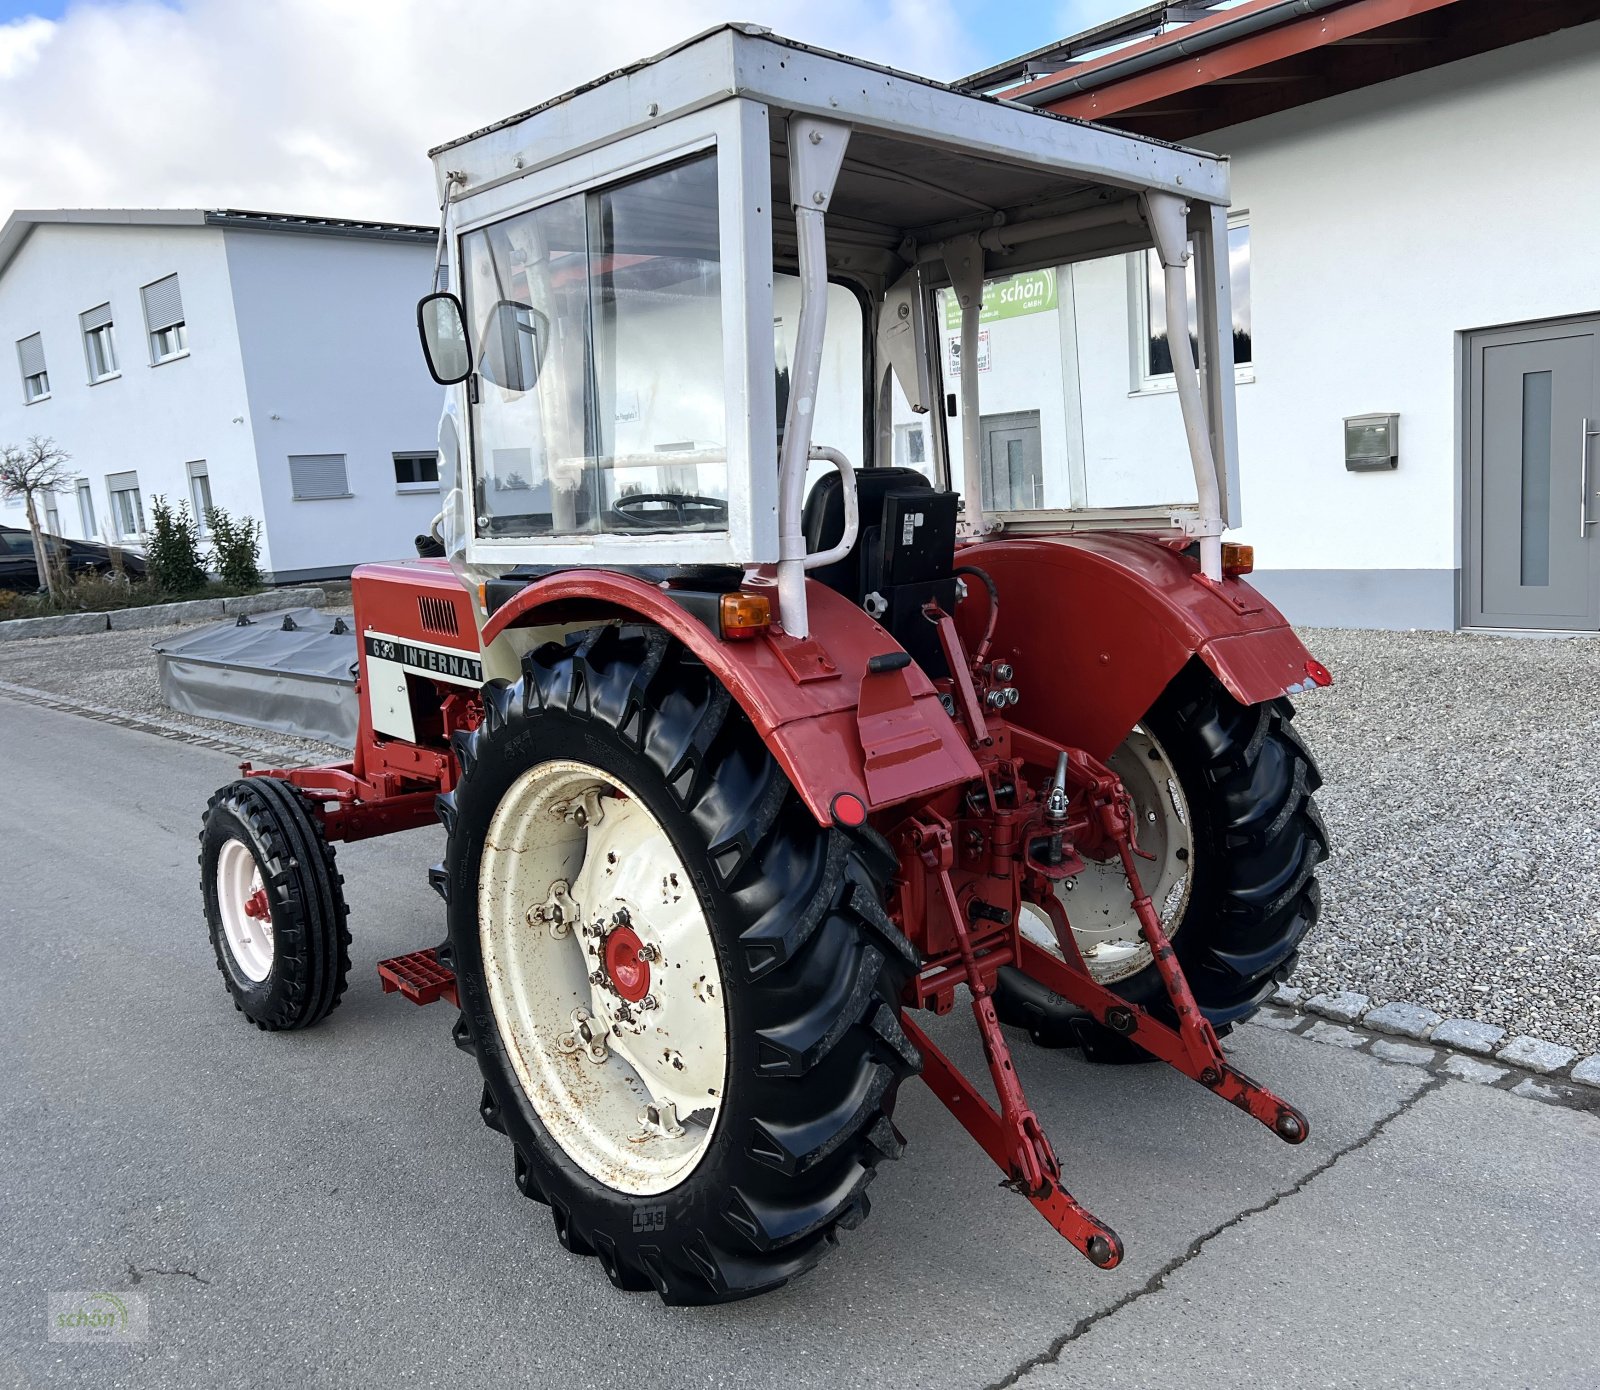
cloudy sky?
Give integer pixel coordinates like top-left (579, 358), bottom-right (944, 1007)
top-left (0, 0), bottom-right (1133, 226)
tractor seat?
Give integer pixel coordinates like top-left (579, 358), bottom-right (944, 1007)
top-left (802, 466), bottom-right (933, 604)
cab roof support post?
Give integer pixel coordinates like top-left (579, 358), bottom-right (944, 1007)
top-left (942, 234), bottom-right (988, 535)
top-left (777, 115), bottom-right (851, 641)
top-left (1142, 190), bottom-right (1225, 581)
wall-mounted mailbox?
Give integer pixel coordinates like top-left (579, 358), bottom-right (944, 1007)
top-left (1345, 412), bottom-right (1399, 471)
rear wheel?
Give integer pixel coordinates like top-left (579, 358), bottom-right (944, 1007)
top-left (439, 626), bottom-right (919, 1304)
top-left (997, 662), bottom-right (1327, 1049)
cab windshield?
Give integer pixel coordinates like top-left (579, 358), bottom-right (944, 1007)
top-left (461, 153), bottom-right (729, 539)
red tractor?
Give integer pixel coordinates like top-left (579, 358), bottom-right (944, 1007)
top-left (199, 27), bottom-right (1328, 1304)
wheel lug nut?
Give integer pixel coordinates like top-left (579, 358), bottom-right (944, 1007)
top-left (637, 943), bottom-right (660, 963)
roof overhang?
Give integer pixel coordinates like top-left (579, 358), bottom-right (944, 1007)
top-left (967, 0), bottom-right (1600, 143)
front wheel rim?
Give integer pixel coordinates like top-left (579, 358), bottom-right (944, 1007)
top-left (216, 837), bottom-right (275, 983)
top-left (478, 759), bottom-right (729, 1197)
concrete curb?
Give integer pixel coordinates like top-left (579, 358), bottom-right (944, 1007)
top-left (0, 587), bottom-right (325, 641)
top-left (1258, 984), bottom-right (1600, 1111)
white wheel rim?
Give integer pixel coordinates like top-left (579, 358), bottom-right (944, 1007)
top-left (478, 759), bottom-right (729, 1197)
top-left (217, 837), bottom-right (275, 983)
top-left (1022, 726), bottom-right (1194, 985)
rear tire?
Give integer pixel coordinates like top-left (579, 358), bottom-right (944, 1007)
top-left (997, 662), bottom-right (1327, 1048)
top-left (199, 778), bottom-right (351, 1030)
top-left (439, 625), bottom-right (919, 1304)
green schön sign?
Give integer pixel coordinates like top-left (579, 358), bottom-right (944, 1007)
top-left (942, 268), bottom-right (1058, 329)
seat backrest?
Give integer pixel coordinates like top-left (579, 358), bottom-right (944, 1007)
top-left (802, 466), bottom-right (933, 601)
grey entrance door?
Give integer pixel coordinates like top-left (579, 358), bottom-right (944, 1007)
top-left (981, 411), bottom-right (1043, 511)
top-left (1466, 318), bottom-right (1600, 630)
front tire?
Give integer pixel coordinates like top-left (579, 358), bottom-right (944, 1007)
top-left (199, 778), bottom-right (351, 1030)
top-left (439, 626), bottom-right (919, 1304)
top-left (998, 662), bottom-right (1327, 1047)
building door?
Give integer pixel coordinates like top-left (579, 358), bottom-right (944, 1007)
top-left (981, 411), bottom-right (1043, 511)
top-left (1466, 317), bottom-right (1600, 630)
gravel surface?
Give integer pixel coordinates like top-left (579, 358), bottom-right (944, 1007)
top-left (1292, 627), bottom-right (1600, 1055)
top-left (1, 616), bottom-right (1596, 1052)
top-left (0, 611), bottom-right (351, 766)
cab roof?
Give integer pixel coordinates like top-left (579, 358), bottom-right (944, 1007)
top-left (427, 23), bottom-right (1229, 225)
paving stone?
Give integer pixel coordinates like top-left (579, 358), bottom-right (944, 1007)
top-left (1271, 983), bottom-right (1304, 1009)
top-left (223, 587), bottom-right (325, 616)
top-left (1440, 1054), bottom-right (1508, 1087)
top-left (1250, 1010), bottom-right (1306, 1033)
top-left (1362, 1001), bottom-right (1442, 1040)
top-left (1430, 1018), bottom-right (1507, 1056)
top-left (0, 611), bottom-right (110, 640)
top-left (1510, 1078), bottom-right (1571, 1105)
top-left (108, 599), bottom-right (225, 630)
top-left (1570, 1056), bottom-right (1600, 1090)
top-left (1304, 1021), bottom-right (1365, 1050)
top-left (1370, 1039), bottom-right (1437, 1068)
top-left (1496, 1035), bottom-right (1578, 1075)
top-left (1304, 990), bottom-right (1370, 1024)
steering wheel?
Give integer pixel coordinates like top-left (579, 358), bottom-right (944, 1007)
top-left (609, 493), bottom-right (729, 531)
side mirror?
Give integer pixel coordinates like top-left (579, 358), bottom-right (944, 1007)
top-left (417, 291), bottom-right (471, 385)
top-left (478, 300), bottom-right (547, 393)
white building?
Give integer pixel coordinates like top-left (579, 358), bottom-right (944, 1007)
top-left (0, 209), bottom-right (443, 581)
top-left (937, 0), bottom-right (1600, 632)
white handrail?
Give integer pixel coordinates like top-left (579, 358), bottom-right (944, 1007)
top-left (801, 447), bottom-right (859, 571)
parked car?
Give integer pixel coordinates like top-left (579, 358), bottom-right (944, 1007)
top-left (0, 524), bottom-right (147, 591)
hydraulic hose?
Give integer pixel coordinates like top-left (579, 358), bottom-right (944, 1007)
top-left (954, 564), bottom-right (999, 669)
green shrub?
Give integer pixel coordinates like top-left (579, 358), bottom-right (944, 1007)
top-left (207, 505), bottom-right (263, 590)
top-left (147, 495), bottom-right (208, 594)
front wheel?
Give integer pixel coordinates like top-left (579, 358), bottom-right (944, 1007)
top-left (199, 778), bottom-right (351, 1030)
top-left (440, 626), bottom-right (919, 1304)
top-left (997, 662), bottom-right (1327, 1047)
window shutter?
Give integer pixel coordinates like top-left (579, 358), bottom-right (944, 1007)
top-left (106, 470), bottom-right (139, 493)
top-left (80, 303), bottom-right (113, 332)
top-left (288, 454), bottom-right (350, 500)
top-left (17, 334), bottom-right (45, 377)
top-left (142, 275), bottom-right (184, 331)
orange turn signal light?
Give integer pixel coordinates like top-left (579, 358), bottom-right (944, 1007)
top-left (1221, 542), bottom-right (1254, 578)
top-left (719, 591), bottom-right (772, 639)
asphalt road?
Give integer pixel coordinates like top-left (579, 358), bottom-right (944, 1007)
top-left (3, 696), bottom-right (1597, 1389)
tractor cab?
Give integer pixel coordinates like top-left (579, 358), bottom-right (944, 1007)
top-left (416, 23), bottom-right (1241, 648)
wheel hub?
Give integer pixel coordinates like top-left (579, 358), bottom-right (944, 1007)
top-left (601, 922), bottom-right (652, 1003)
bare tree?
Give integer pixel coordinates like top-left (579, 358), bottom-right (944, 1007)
top-left (0, 436), bottom-right (74, 602)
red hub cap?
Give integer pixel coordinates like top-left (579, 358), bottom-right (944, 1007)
top-left (243, 888), bottom-right (271, 921)
top-left (603, 924), bottom-right (651, 1003)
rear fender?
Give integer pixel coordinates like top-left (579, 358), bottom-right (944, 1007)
top-left (959, 534), bottom-right (1328, 760)
top-left (482, 571), bottom-right (981, 824)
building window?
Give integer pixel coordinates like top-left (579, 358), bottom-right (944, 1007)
top-left (1138, 220), bottom-right (1251, 387)
top-left (107, 471), bottom-right (144, 539)
top-left (81, 304), bottom-right (119, 382)
top-left (17, 333), bottom-right (49, 402)
top-left (142, 274), bottom-right (187, 363)
top-left (76, 479), bottom-right (97, 538)
top-left (187, 460), bottom-right (213, 532)
top-left (394, 451), bottom-right (440, 491)
top-left (893, 423), bottom-right (928, 470)
top-left (43, 493), bottom-right (61, 536)
top-left (288, 453), bottom-right (351, 500)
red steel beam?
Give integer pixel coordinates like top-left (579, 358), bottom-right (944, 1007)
top-left (1031, 0), bottom-right (1465, 122)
